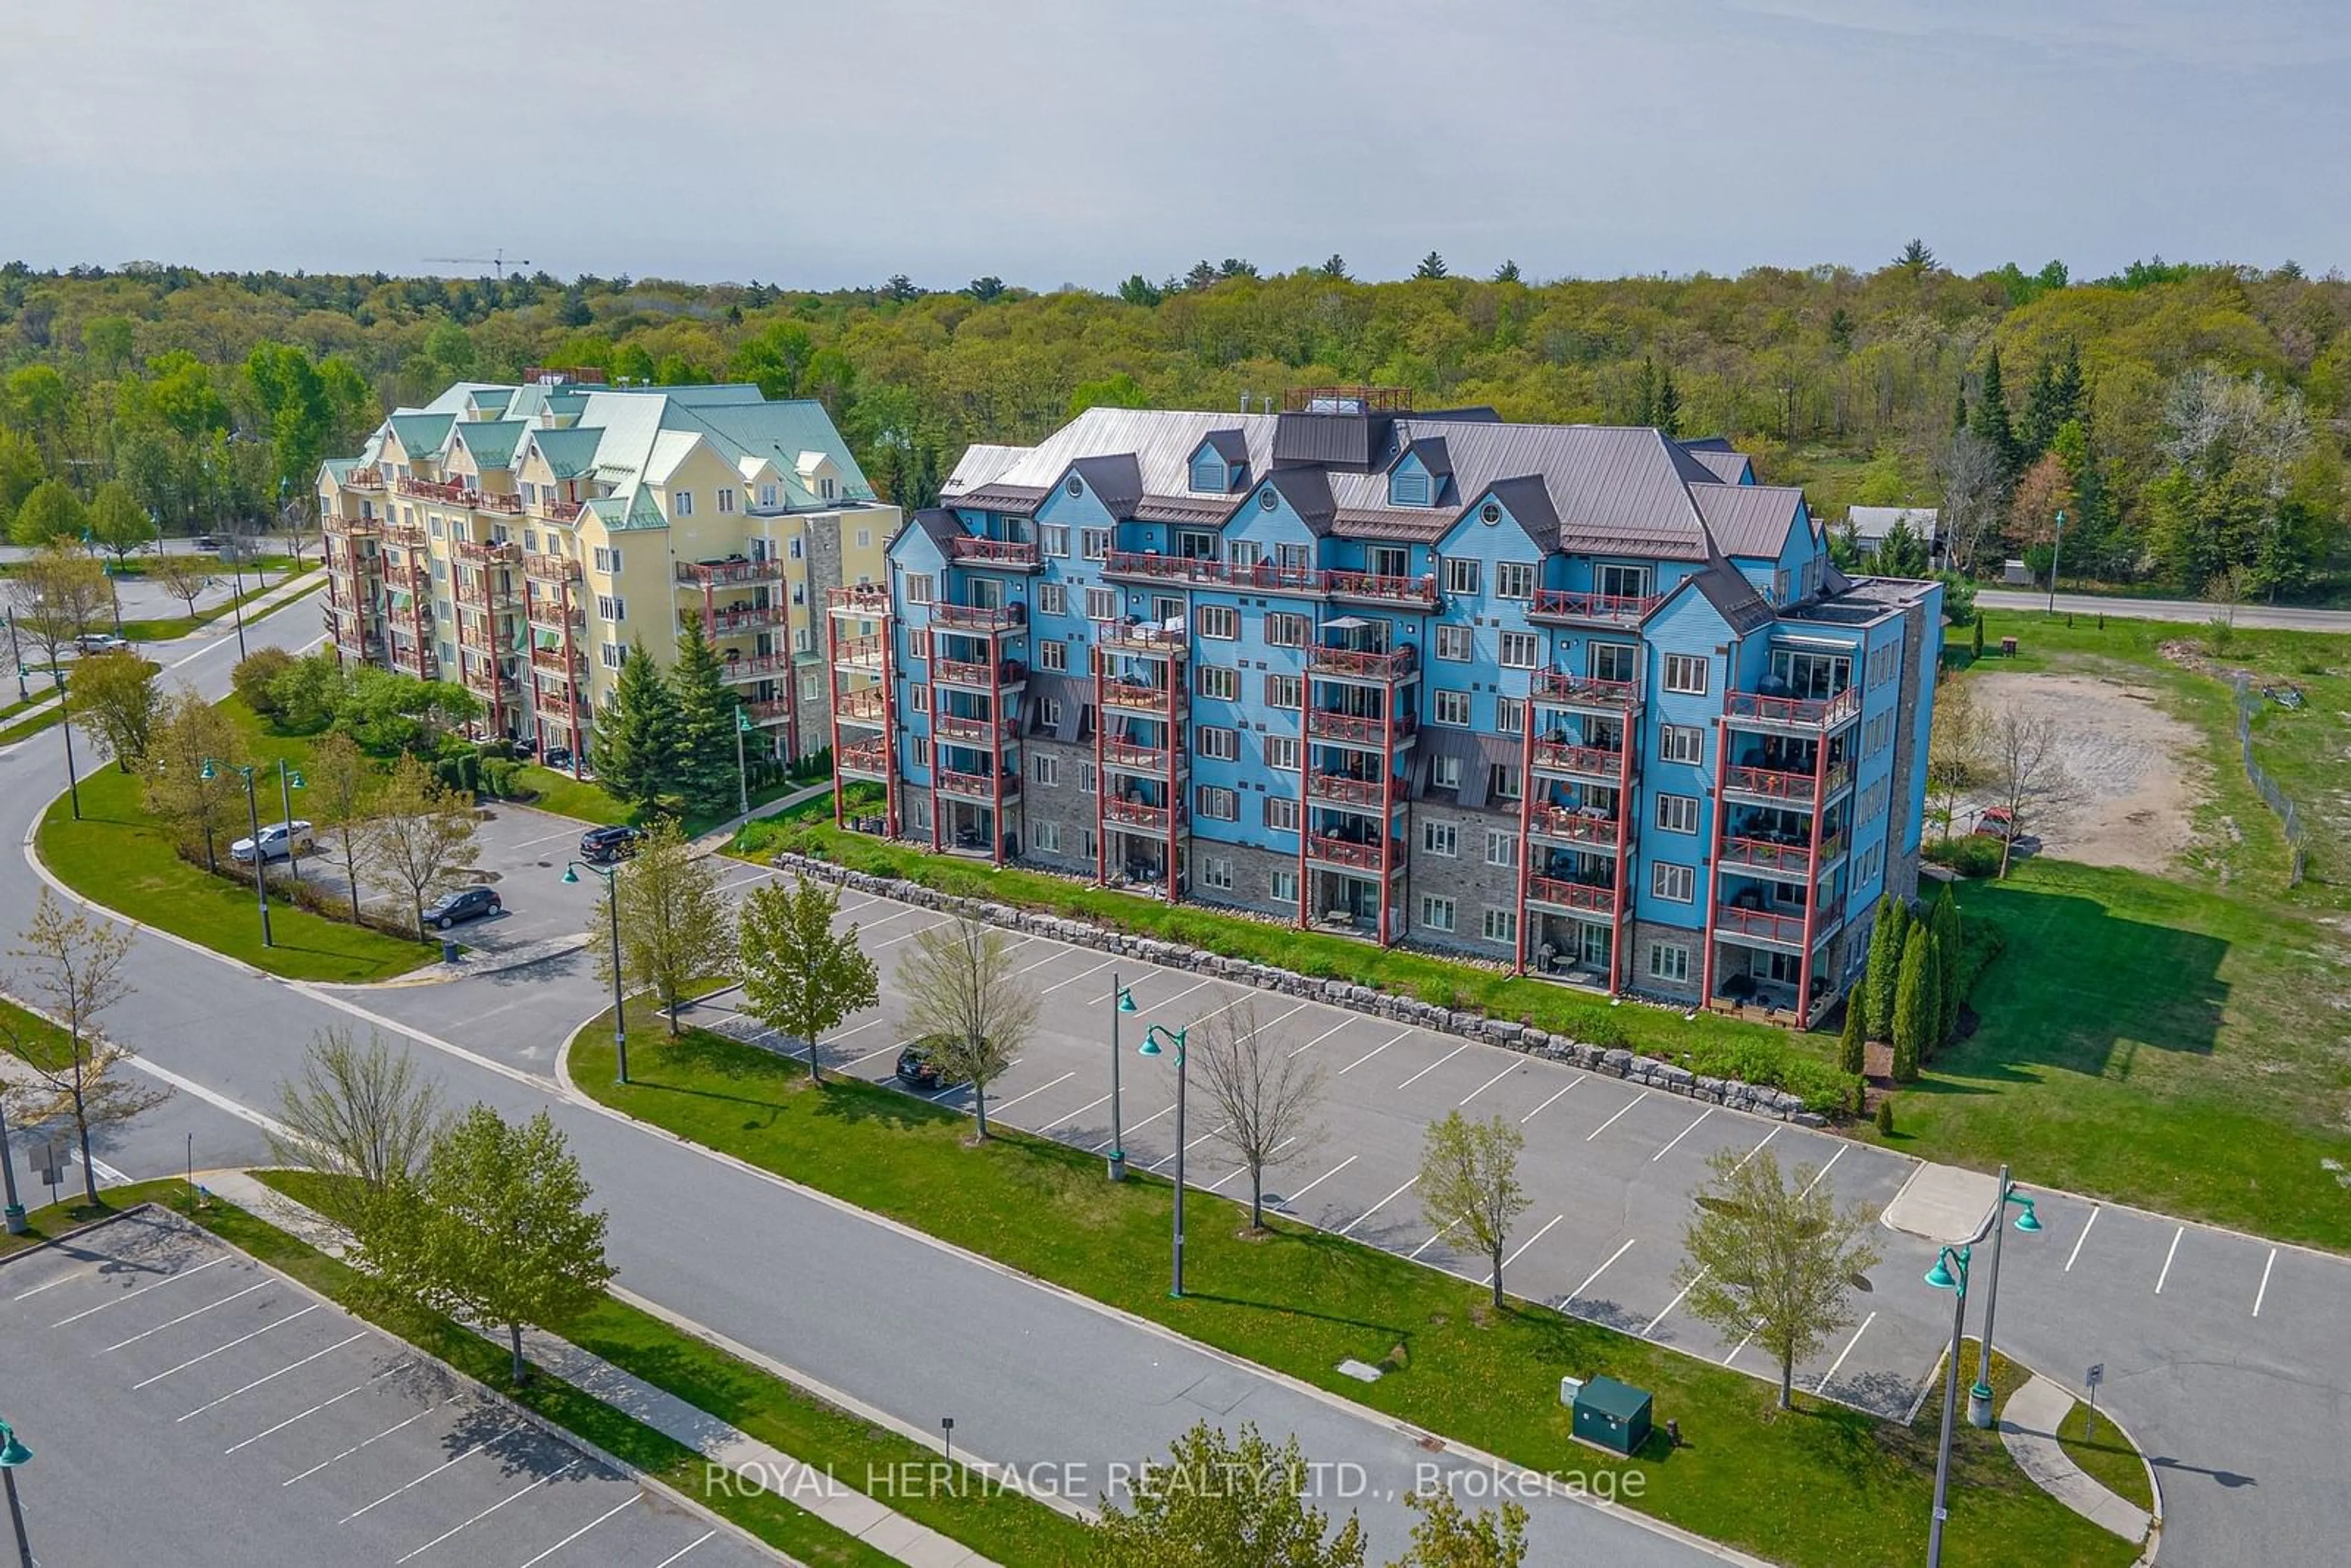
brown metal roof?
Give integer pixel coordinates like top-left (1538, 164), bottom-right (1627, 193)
top-left (1692, 484), bottom-right (1805, 559)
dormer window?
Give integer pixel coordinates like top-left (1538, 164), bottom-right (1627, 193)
top-left (1189, 454), bottom-right (1227, 493)
top-left (1188, 432), bottom-right (1248, 494)
top-left (1391, 471), bottom-right (1431, 507)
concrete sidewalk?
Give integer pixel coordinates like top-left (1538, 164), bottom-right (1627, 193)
top-left (1881, 1162), bottom-right (1996, 1243)
top-left (690, 778), bottom-right (833, 853)
top-left (203, 1168), bottom-right (1001, 1568)
top-left (1998, 1373), bottom-right (2157, 1545)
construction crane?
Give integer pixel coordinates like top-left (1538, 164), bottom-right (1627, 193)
top-left (424, 251), bottom-right (533, 277)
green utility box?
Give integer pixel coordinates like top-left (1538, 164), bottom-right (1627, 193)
top-left (1571, 1375), bottom-right (1652, 1456)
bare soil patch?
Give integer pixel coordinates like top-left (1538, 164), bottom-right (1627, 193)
top-left (1965, 672), bottom-right (2206, 874)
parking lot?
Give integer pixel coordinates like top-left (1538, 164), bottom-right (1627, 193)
top-left (0, 1209), bottom-right (768, 1567)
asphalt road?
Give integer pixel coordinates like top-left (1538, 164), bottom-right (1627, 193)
top-left (1975, 588), bottom-right (2351, 633)
top-left (0, 1209), bottom-right (757, 1568)
top-left (0, 594), bottom-right (1728, 1568)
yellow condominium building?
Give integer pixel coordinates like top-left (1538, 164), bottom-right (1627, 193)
top-left (315, 372), bottom-right (898, 767)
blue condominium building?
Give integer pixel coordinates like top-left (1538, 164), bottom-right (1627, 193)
top-left (834, 389), bottom-right (1940, 1026)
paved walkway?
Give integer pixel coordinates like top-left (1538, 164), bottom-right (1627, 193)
top-left (1881, 1163), bottom-right (1997, 1243)
top-left (690, 778), bottom-right (833, 853)
top-left (202, 1169), bottom-right (1001, 1568)
top-left (1998, 1373), bottom-right (2156, 1545)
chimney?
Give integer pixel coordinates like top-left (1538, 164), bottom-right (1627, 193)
top-left (1239, 390), bottom-right (1250, 414)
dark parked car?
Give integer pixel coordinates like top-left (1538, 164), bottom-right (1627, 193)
top-left (422, 887), bottom-right (501, 930)
top-left (541, 746), bottom-right (574, 770)
top-left (579, 824), bottom-right (642, 863)
top-left (894, 1043), bottom-right (943, 1091)
top-left (192, 534), bottom-right (222, 551)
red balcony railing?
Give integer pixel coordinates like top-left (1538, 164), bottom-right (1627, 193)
top-left (828, 583), bottom-right (890, 614)
top-left (1095, 620), bottom-right (1188, 658)
top-left (1102, 798), bottom-right (1171, 834)
top-left (1716, 906), bottom-right (1809, 945)
top-left (343, 467), bottom-right (384, 492)
top-left (936, 767), bottom-right (1014, 801)
top-left (932, 602), bottom-right (1026, 633)
top-left (1531, 741), bottom-right (1624, 778)
top-left (1532, 670), bottom-right (1641, 710)
top-left (936, 713), bottom-right (1017, 745)
top-left (525, 552), bottom-right (581, 583)
top-left (1718, 837), bottom-right (1813, 877)
top-left (385, 520), bottom-right (427, 548)
top-left (1305, 709), bottom-right (1415, 745)
top-left (708, 605), bottom-right (784, 636)
top-left (324, 514), bottom-right (381, 539)
top-left (534, 497), bottom-right (585, 523)
top-left (833, 637), bottom-right (887, 669)
top-left (838, 740), bottom-right (891, 778)
top-left (397, 476), bottom-right (470, 505)
top-left (948, 536), bottom-right (1041, 568)
top-left (1526, 876), bottom-right (1616, 913)
top-left (935, 657), bottom-right (1021, 688)
top-left (1528, 589), bottom-right (1663, 625)
top-left (835, 688), bottom-right (887, 722)
top-left (1305, 771), bottom-right (1399, 809)
top-left (745, 699), bottom-right (793, 724)
top-left (1307, 644), bottom-right (1417, 681)
top-left (454, 538), bottom-right (520, 565)
top-left (1101, 739), bottom-right (1171, 773)
top-left (1099, 552), bottom-right (1439, 607)
top-left (1724, 688), bottom-right (1861, 730)
top-left (530, 645), bottom-right (585, 677)
top-left (1102, 679), bottom-right (1174, 714)
top-left (721, 651), bottom-right (795, 683)
top-left (1325, 570), bottom-right (1442, 609)
top-left (1529, 806), bottom-right (1620, 846)
top-left (677, 558), bottom-right (784, 587)
top-left (1305, 834), bottom-right (1403, 872)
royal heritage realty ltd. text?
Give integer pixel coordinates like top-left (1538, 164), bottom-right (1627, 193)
top-left (705, 1459), bottom-right (1649, 1506)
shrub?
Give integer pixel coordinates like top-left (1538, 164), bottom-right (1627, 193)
top-left (479, 758), bottom-right (522, 798)
top-left (231, 648), bottom-right (296, 718)
top-left (269, 652), bottom-right (348, 733)
top-left (1876, 1097), bottom-right (1896, 1136)
top-left (1937, 571), bottom-right (1978, 628)
top-left (1925, 835), bottom-right (2003, 878)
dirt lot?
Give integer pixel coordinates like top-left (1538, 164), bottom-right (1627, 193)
top-left (1965, 670), bottom-right (2208, 874)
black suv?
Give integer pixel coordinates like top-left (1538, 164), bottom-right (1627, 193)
top-left (423, 887), bottom-right (501, 930)
top-left (894, 1043), bottom-right (944, 1090)
top-left (579, 825), bottom-right (642, 863)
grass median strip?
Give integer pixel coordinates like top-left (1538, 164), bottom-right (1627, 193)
top-left (573, 998), bottom-right (2135, 1568)
top-left (2057, 1397), bottom-right (2156, 1516)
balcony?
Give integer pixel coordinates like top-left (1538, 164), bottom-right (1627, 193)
top-left (454, 538), bottom-right (521, 565)
top-left (839, 739), bottom-right (891, 780)
top-left (1528, 589), bottom-right (1663, 626)
top-left (947, 536), bottom-right (1041, 570)
top-left (1307, 644), bottom-right (1417, 682)
top-left (677, 558), bottom-right (784, 588)
top-left (1529, 740), bottom-right (1625, 782)
top-left (1325, 569), bottom-right (1442, 609)
top-left (396, 476), bottom-right (472, 506)
top-left (343, 467), bottom-right (384, 492)
top-left (534, 497), bottom-right (585, 523)
top-left (389, 645), bottom-right (438, 681)
top-left (1102, 798), bottom-right (1171, 835)
top-left (1101, 738), bottom-right (1174, 775)
top-left (936, 767), bottom-right (1017, 802)
top-left (745, 699), bottom-right (793, 726)
top-left (526, 602), bottom-right (585, 635)
top-left (833, 636), bottom-right (886, 671)
top-left (936, 713), bottom-right (1018, 746)
top-left (1525, 876), bottom-right (1616, 915)
top-left (323, 514), bottom-right (381, 539)
top-left (1305, 709), bottom-right (1415, 747)
top-left (1723, 688), bottom-right (1861, 733)
top-left (1100, 677), bottom-right (1174, 715)
top-left (525, 552), bottom-right (582, 583)
top-left (384, 520), bottom-right (427, 548)
top-left (1714, 905), bottom-right (1810, 950)
top-left (722, 651), bottom-right (797, 684)
top-left (1098, 552), bottom-right (1440, 608)
top-left (708, 604), bottom-right (784, 636)
top-left (1532, 670), bottom-right (1641, 712)
top-left (932, 602), bottom-right (1026, 634)
top-left (934, 657), bottom-right (1024, 691)
top-left (1717, 836), bottom-right (1821, 880)
top-left (530, 645), bottom-right (587, 678)
top-left (1721, 761), bottom-right (1856, 805)
top-left (1095, 620), bottom-right (1188, 659)
top-left (828, 583), bottom-right (890, 616)
top-left (1305, 834), bottom-right (1404, 872)
top-left (1528, 806), bottom-right (1621, 847)
top-left (1305, 771), bottom-right (1400, 809)
top-left (834, 687), bottom-right (887, 723)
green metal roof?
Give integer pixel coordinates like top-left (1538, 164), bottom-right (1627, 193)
top-left (1575, 1375), bottom-right (1651, 1420)
top-left (669, 397), bottom-right (877, 502)
top-left (323, 458), bottom-right (358, 481)
top-left (530, 426), bottom-right (603, 479)
top-left (388, 413), bottom-right (455, 456)
top-left (453, 419), bottom-right (527, 471)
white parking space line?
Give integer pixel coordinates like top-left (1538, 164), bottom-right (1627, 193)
top-left (89, 1153), bottom-right (132, 1185)
top-left (396, 1460), bottom-right (581, 1563)
top-left (842, 1038), bottom-right (913, 1073)
top-left (1796, 1145), bottom-right (1847, 1196)
top-left (285, 1403), bottom-right (444, 1486)
top-left (1010, 948), bottom-right (1071, 978)
top-left (651, 1530), bottom-right (717, 1567)
top-left (13, 1267), bottom-right (94, 1302)
top-left (1566, 1239), bottom-right (1636, 1303)
top-left (990, 1071), bottom-right (1076, 1116)
top-left (341, 1420), bottom-right (523, 1522)
top-left (823, 1018), bottom-right (890, 1045)
top-left (1731, 1125), bottom-right (1781, 1171)
top-left (1042, 1092), bottom-right (1112, 1132)
top-left (516, 1495), bottom-right (640, 1566)
top-left (179, 1331), bottom-right (369, 1421)
top-left (1288, 1019), bottom-right (1359, 1057)
top-left (1408, 1229), bottom-right (1450, 1261)
top-left (1815, 1311), bottom-right (1877, 1393)
top-left (1520, 1081), bottom-right (1580, 1122)
top-left (2254, 1248), bottom-right (2278, 1317)
top-left (1496, 1214), bottom-right (1564, 1275)
top-left (1207, 1137), bottom-right (1295, 1191)
top-left (1585, 1090), bottom-right (1650, 1142)
top-left (1134, 975), bottom-right (1219, 1017)
top-left (98, 1281), bottom-right (272, 1351)
top-left (2065, 1205), bottom-right (2101, 1272)
top-left (1722, 1324), bottom-right (1758, 1365)
top-left (1280, 1155), bottom-right (1358, 1207)
top-left (132, 1304), bottom-right (321, 1388)
top-left (2154, 1226), bottom-right (2184, 1294)
top-left (1195, 996), bottom-right (1310, 1035)
top-left (841, 904), bottom-right (918, 932)
top-left (1095, 1105), bottom-right (1172, 1150)
top-left (1337, 1177), bottom-right (1419, 1237)
top-left (1337, 1029), bottom-right (1412, 1076)
top-left (1038, 956), bottom-right (1117, 995)
top-left (1146, 1123), bottom-right (1223, 1174)
top-left (1458, 1065), bottom-right (1517, 1107)
top-left (1651, 1108), bottom-right (1714, 1163)
top-left (873, 918), bottom-right (953, 950)
top-left (53, 1256), bottom-right (225, 1326)
top-left (508, 825), bottom-right (587, 850)
top-left (1396, 1042), bottom-right (1469, 1090)
top-left (225, 1362), bottom-right (411, 1454)
top-left (1644, 1269), bottom-right (1706, 1336)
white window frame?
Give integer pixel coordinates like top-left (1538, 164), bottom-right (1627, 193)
top-left (1037, 640), bottom-right (1068, 672)
top-left (1422, 820), bottom-right (1459, 857)
top-left (1655, 793), bottom-right (1701, 834)
top-left (1198, 666), bottom-right (1239, 701)
top-left (1032, 752), bottom-right (1061, 786)
top-left (1444, 557), bottom-right (1480, 595)
top-left (1197, 726), bottom-right (1239, 761)
top-left (1660, 724), bottom-right (1704, 764)
top-left (1433, 689), bottom-right (1472, 727)
top-left (1195, 785), bottom-right (1239, 821)
top-left (1663, 653), bottom-right (1708, 695)
top-left (1485, 830), bottom-right (1518, 868)
top-left (1494, 560), bottom-right (1535, 600)
top-left (1436, 625), bottom-right (1472, 662)
top-left (1419, 895), bottom-right (1456, 932)
top-left (1651, 861), bottom-right (1695, 902)
top-left (1197, 605), bottom-right (1239, 640)
top-left (1482, 907), bottom-right (1518, 945)
top-left (1498, 631), bottom-right (1538, 669)
top-left (1648, 942), bottom-right (1690, 983)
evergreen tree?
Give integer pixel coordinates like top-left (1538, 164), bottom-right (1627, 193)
top-left (590, 639), bottom-right (681, 811)
top-left (1318, 253), bottom-right (1349, 280)
top-left (1930, 888), bottom-right (1965, 1047)
top-left (670, 617), bottom-right (743, 817)
top-left (2020, 343), bottom-right (2085, 463)
top-left (1891, 925), bottom-right (1934, 1082)
top-left (1970, 347), bottom-right (2022, 480)
top-left (1839, 993), bottom-right (1867, 1075)
top-left (1655, 364), bottom-right (1682, 438)
top-left (1491, 258), bottom-right (1522, 283)
top-left (1861, 895), bottom-right (1910, 1039)
top-left (1414, 251), bottom-right (1449, 280)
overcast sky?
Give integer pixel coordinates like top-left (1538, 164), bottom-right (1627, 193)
top-left (2, 0), bottom-right (2340, 289)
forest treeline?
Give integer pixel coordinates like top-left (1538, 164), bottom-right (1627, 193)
top-left (0, 247), bottom-right (2342, 596)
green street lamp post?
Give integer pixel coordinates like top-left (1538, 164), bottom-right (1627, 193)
top-left (5, 613), bottom-right (24, 702)
top-left (1, 1416), bottom-right (33, 1568)
top-left (0, 1092), bottom-right (25, 1234)
top-left (735, 707), bottom-right (752, 818)
top-left (203, 759), bottom-right (271, 948)
top-left (1923, 1165), bottom-right (2042, 1564)
top-left (1108, 978), bottom-right (1134, 1181)
top-left (277, 759), bottom-right (307, 881)
top-left (1135, 1019), bottom-right (1190, 1297)
top-left (2045, 509), bottom-right (2066, 615)
top-left (562, 860), bottom-right (628, 1084)
top-left (1968, 1165), bottom-right (2041, 1428)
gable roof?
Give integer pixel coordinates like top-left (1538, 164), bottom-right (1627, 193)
top-left (1472, 474), bottom-right (1560, 556)
top-left (1068, 453), bottom-right (1144, 516)
top-left (386, 413), bottom-right (455, 457)
top-left (1199, 428), bottom-right (1249, 466)
top-left (525, 426), bottom-right (603, 479)
top-left (1684, 446), bottom-right (1753, 484)
top-left (1687, 554), bottom-right (1777, 634)
top-left (449, 418), bottom-right (526, 471)
top-left (1692, 483), bottom-right (1805, 559)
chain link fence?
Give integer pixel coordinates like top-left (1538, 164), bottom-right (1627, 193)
top-left (2232, 673), bottom-right (2308, 886)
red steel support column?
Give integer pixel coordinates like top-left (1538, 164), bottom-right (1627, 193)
top-left (1295, 697), bottom-right (1311, 932)
top-left (1166, 669), bottom-right (1182, 902)
top-left (1514, 712), bottom-right (1535, 976)
top-left (1797, 727), bottom-right (1831, 1027)
top-left (1613, 714), bottom-right (1637, 994)
top-left (1376, 694), bottom-right (1395, 947)
top-left (928, 627), bottom-right (943, 857)
top-left (563, 579), bottom-right (582, 779)
top-left (988, 644), bottom-right (1006, 868)
top-left (1699, 720), bottom-right (1730, 1010)
top-left (1093, 647), bottom-right (1108, 888)
top-left (882, 610), bottom-right (899, 840)
top-left (830, 611), bottom-right (847, 834)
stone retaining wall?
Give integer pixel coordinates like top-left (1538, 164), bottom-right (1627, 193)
top-left (773, 852), bottom-right (1832, 1127)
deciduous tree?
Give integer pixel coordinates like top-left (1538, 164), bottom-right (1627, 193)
top-left (10, 478), bottom-right (86, 549)
top-left (7, 542), bottom-right (113, 678)
top-left (268, 1026), bottom-right (448, 1240)
top-left (143, 686), bottom-right (245, 871)
top-left (151, 548), bottom-right (214, 622)
top-left (735, 879), bottom-right (879, 1085)
top-left (1388, 1487), bottom-right (1528, 1567)
top-left (1986, 704), bottom-right (2068, 877)
top-left (4, 891), bottom-right (162, 1204)
top-left (898, 917), bottom-right (1038, 1138)
top-left (67, 650), bottom-right (159, 771)
top-left (360, 754), bottom-right (478, 938)
top-left (1092, 1421), bottom-right (1366, 1568)
top-left (594, 819), bottom-right (734, 1033)
top-left (1925, 676), bottom-right (1982, 841)
top-left (86, 481), bottom-right (157, 568)
top-left (1417, 1111), bottom-right (1529, 1310)
top-left (1192, 999), bottom-right (1325, 1231)
top-left (307, 730), bottom-right (378, 921)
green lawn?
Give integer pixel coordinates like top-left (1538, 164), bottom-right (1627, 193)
top-left (733, 816), bottom-right (1854, 1109)
top-left (0, 701), bottom-right (64, 748)
top-left (34, 702), bottom-right (437, 985)
top-left (2057, 1398), bottom-right (2156, 1516)
top-left (117, 565), bottom-right (321, 642)
top-left (514, 763), bottom-right (828, 837)
top-left (571, 999), bottom-right (2134, 1568)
